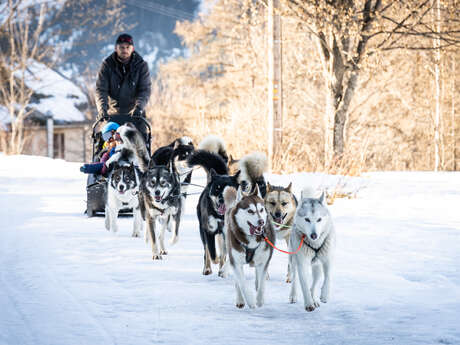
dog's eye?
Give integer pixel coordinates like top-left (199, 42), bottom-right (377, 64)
top-left (248, 210), bottom-right (255, 214)
top-left (270, 202), bottom-right (276, 206)
top-left (259, 208), bottom-right (264, 213)
top-left (305, 218), bottom-right (311, 223)
top-left (281, 202), bottom-right (287, 207)
top-left (317, 218), bottom-right (322, 222)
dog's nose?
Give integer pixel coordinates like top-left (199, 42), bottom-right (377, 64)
top-left (257, 219), bottom-right (264, 226)
top-left (155, 190), bottom-right (161, 196)
top-left (119, 185), bottom-right (125, 191)
top-left (274, 211), bottom-right (282, 218)
top-left (310, 233), bottom-right (317, 240)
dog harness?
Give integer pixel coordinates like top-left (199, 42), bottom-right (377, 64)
top-left (241, 242), bottom-right (261, 263)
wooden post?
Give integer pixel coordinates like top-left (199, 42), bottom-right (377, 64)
top-left (268, 0), bottom-right (283, 172)
top-left (46, 114), bottom-right (53, 158)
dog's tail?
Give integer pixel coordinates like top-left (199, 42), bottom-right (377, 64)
top-left (198, 135), bottom-right (228, 163)
top-left (187, 150), bottom-right (228, 175)
top-left (239, 152), bottom-right (267, 181)
top-left (238, 152), bottom-right (268, 196)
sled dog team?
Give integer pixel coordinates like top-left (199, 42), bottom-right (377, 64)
top-left (102, 123), bottom-right (336, 311)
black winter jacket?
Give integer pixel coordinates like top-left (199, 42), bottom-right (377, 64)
top-left (95, 52), bottom-right (151, 116)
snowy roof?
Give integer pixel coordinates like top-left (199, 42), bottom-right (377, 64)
top-left (0, 60), bottom-right (89, 126)
top-left (20, 61), bottom-right (88, 122)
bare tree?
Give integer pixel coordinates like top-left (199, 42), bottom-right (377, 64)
top-left (0, 0), bottom-right (50, 154)
top-left (283, 0), bottom-right (460, 167)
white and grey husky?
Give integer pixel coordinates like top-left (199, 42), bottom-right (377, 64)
top-left (224, 186), bottom-right (275, 309)
top-left (105, 163), bottom-right (143, 237)
top-left (289, 188), bottom-right (336, 312)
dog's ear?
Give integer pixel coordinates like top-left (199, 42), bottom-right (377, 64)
top-left (318, 190), bottom-right (326, 205)
top-left (236, 184), bottom-right (244, 202)
top-left (148, 156), bottom-right (156, 169)
top-left (250, 183), bottom-right (261, 198)
top-left (286, 182), bottom-right (292, 192)
top-left (112, 161), bottom-right (120, 171)
top-left (266, 182), bottom-right (272, 193)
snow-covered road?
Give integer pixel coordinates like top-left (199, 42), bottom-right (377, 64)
top-left (1, 155), bottom-right (459, 345)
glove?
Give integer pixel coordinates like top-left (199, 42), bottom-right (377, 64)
top-left (80, 163), bottom-right (104, 174)
top-left (132, 107), bottom-right (144, 117)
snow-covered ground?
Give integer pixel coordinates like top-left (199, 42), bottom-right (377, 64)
top-left (0, 154), bottom-right (459, 345)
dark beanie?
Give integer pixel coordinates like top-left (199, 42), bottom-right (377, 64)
top-left (116, 33), bottom-right (134, 46)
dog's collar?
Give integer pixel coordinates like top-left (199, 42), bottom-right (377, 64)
top-left (294, 225), bottom-right (322, 254)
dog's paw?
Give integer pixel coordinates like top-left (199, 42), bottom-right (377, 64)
top-left (313, 299), bottom-right (320, 308)
top-left (320, 295), bottom-right (328, 303)
top-left (152, 255), bottom-right (163, 260)
top-left (218, 270), bottom-right (227, 278)
top-left (256, 298), bottom-right (264, 308)
top-left (236, 303), bottom-right (245, 309)
top-left (286, 276), bottom-right (292, 283)
top-left (132, 232), bottom-right (140, 238)
top-left (305, 304), bottom-right (316, 312)
top-left (202, 268), bottom-right (212, 275)
top-left (289, 295), bottom-right (297, 304)
top-left (160, 250), bottom-right (168, 255)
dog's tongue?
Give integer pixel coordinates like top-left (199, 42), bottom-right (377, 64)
top-left (217, 203), bottom-right (226, 215)
top-left (249, 224), bottom-right (263, 236)
top-left (155, 196), bottom-right (162, 202)
top-left (274, 217), bottom-right (283, 224)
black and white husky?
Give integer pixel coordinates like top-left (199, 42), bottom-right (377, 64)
top-left (223, 185), bottom-right (275, 309)
top-left (151, 136), bottom-right (195, 195)
top-left (138, 159), bottom-right (182, 260)
top-left (105, 162), bottom-right (143, 237)
top-left (187, 147), bottom-right (240, 276)
top-left (289, 188), bottom-right (336, 311)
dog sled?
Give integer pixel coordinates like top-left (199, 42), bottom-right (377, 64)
top-left (85, 114), bottom-right (151, 217)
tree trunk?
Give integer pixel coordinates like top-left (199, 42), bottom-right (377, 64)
top-left (320, 34), bottom-right (360, 167)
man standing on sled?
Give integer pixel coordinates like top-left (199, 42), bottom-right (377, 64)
top-left (95, 33), bottom-right (151, 120)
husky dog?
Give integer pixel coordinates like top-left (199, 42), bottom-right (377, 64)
top-left (151, 136), bottom-right (195, 194)
top-left (138, 159), bottom-right (182, 260)
top-left (106, 123), bottom-right (150, 173)
top-left (237, 152), bottom-right (268, 197)
top-left (289, 188), bottom-right (336, 311)
top-left (105, 162), bottom-right (143, 237)
top-left (224, 186), bottom-right (275, 309)
top-left (187, 147), bottom-right (240, 276)
top-left (264, 182), bottom-right (298, 282)
top-left (198, 134), bottom-right (228, 163)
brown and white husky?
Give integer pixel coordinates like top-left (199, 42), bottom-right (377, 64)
top-left (264, 182), bottom-right (298, 282)
top-left (223, 186), bottom-right (275, 309)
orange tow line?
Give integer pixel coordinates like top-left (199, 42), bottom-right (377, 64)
top-left (264, 235), bottom-right (305, 255)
